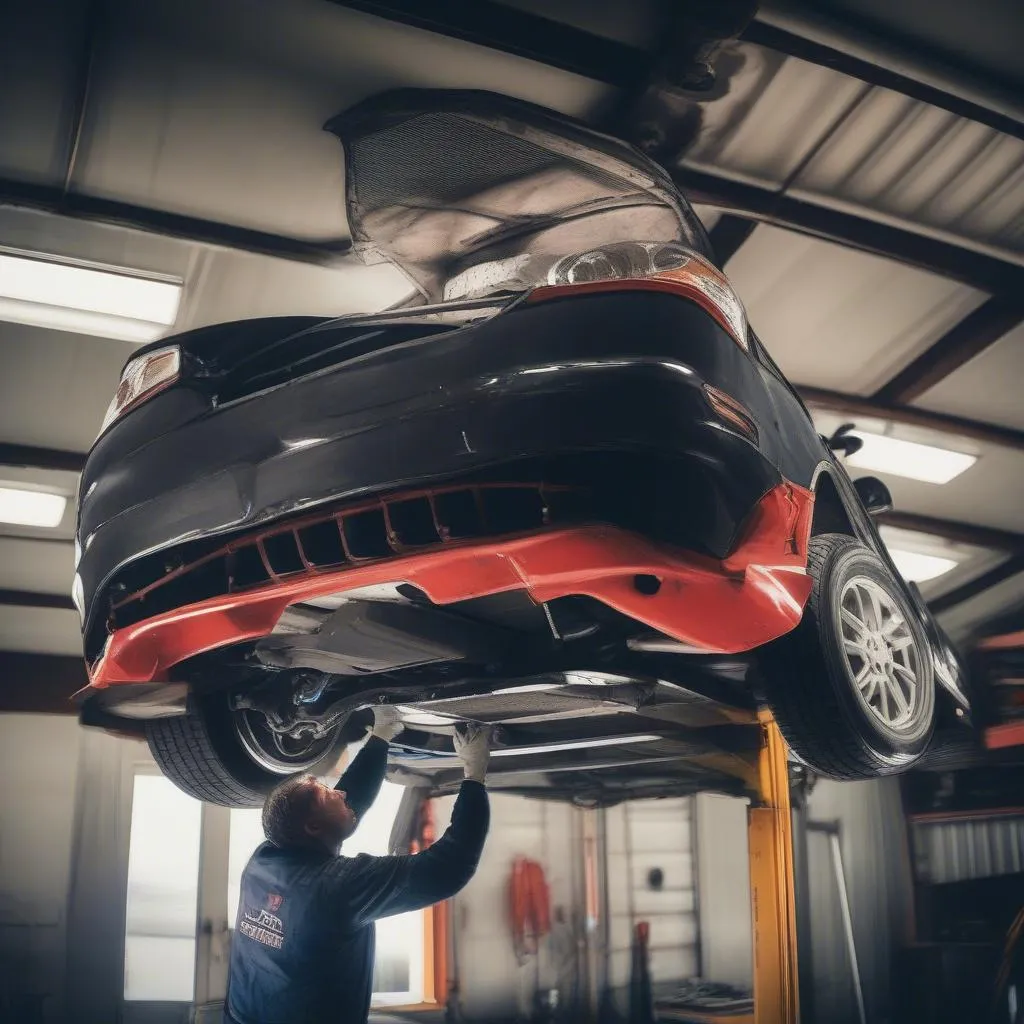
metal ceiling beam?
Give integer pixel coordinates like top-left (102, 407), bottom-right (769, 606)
top-left (797, 386), bottom-right (1024, 453)
top-left (325, 0), bottom-right (650, 89)
top-left (932, 554), bottom-right (1024, 614)
top-left (0, 179), bottom-right (353, 265)
top-left (327, 0), bottom-right (1024, 144)
top-left (877, 512), bottom-right (1024, 554)
top-left (872, 295), bottom-right (1024, 404)
top-left (741, 17), bottom-right (1024, 143)
top-left (674, 170), bottom-right (1024, 294)
top-left (0, 652), bottom-right (85, 714)
top-left (708, 214), bottom-right (758, 267)
top-left (0, 442), bottom-right (87, 473)
top-left (0, 589), bottom-right (76, 612)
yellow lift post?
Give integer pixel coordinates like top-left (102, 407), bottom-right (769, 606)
top-left (748, 712), bottom-right (800, 1024)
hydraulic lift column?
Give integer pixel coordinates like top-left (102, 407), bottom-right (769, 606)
top-left (748, 712), bottom-right (800, 1024)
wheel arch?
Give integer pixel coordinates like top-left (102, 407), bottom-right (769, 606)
top-left (809, 466), bottom-right (858, 538)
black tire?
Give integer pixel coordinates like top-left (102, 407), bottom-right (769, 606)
top-left (146, 691), bottom-right (348, 807)
top-left (759, 533), bottom-right (936, 780)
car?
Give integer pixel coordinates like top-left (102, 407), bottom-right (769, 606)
top-left (73, 89), bottom-right (971, 807)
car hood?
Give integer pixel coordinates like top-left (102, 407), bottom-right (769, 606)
top-left (325, 89), bottom-right (712, 302)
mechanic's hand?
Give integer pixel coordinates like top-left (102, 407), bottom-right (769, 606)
top-left (370, 705), bottom-right (405, 744)
top-left (453, 723), bottom-right (491, 784)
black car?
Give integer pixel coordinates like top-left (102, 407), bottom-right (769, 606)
top-left (74, 90), bottom-right (969, 806)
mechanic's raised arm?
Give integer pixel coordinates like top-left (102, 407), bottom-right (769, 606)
top-left (335, 707), bottom-right (404, 818)
top-left (342, 726), bottom-right (492, 923)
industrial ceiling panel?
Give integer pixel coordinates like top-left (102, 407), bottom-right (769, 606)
top-left (0, 208), bottom-right (197, 281)
top-left (0, 322), bottom-right (133, 453)
top-left (178, 251), bottom-right (411, 334)
top-left (73, 0), bottom-right (614, 239)
top-left (0, 606), bottom-right (81, 657)
top-left (0, 2), bottom-right (90, 184)
top-left (791, 87), bottom-right (1024, 261)
top-left (681, 47), bottom-right (866, 189)
top-left (910, 320), bottom-right (1024, 432)
top-left (725, 224), bottom-right (987, 394)
top-left (0, 538), bottom-right (75, 596)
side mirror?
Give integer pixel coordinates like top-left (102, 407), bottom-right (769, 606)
top-left (854, 476), bottom-right (893, 515)
top-left (826, 422), bottom-right (864, 458)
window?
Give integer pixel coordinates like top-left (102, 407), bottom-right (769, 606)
top-left (123, 774), bottom-right (203, 1002)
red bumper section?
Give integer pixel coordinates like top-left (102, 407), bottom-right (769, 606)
top-left (86, 481), bottom-right (814, 688)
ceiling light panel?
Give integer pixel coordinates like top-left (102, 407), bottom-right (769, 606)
top-left (0, 486), bottom-right (67, 528)
top-left (886, 548), bottom-right (959, 583)
top-left (845, 431), bottom-right (977, 484)
top-left (0, 251), bottom-right (182, 343)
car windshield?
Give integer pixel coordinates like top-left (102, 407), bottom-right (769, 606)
top-left (327, 89), bottom-right (712, 303)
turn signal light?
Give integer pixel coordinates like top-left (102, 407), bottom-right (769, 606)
top-left (98, 345), bottom-right (181, 437)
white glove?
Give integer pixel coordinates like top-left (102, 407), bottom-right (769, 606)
top-left (370, 705), bottom-right (404, 743)
top-left (453, 723), bottom-right (491, 783)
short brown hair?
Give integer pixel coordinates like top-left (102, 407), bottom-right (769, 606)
top-left (262, 774), bottom-right (319, 849)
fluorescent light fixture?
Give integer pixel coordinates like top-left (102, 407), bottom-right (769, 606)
top-left (491, 734), bottom-right (660, 758)
top-left (846, 431), bottom-right (976, 484)
top-left (0, 486), bottom-right (67, 528)
top-left (887, 548), bottom-right (959, 583)
top-left (0, 251), bottom-right (181, 343)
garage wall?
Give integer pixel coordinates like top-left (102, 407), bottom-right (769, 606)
top-left (0, 714), bottom-right (83, 1024)
top-left (604, 797), bottom-right (698, 1011)
top-left (436, 793), bottom-right (582, 1021)
top-left (803, 777), bottom-right (913, 1024)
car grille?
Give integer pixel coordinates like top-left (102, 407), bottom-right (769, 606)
top-left (105, 482), bottom-right (592, 635)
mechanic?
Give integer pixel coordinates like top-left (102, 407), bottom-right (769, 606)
top-left (224, 708), bottom-right (492, 1024)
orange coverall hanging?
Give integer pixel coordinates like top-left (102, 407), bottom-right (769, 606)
top-left (509, 856), bottom-right (551, 963)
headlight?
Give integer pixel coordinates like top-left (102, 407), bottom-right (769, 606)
top-left (444, 242), bottom-right (748, 350)
top-left (98, 344), bottom-right (181, 437)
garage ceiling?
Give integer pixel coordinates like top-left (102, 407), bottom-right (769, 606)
top-left (1, 0), bottom-right (1023, 684)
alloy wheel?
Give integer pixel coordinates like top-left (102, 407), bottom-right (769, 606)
top-left (838, 576), bottom-right (922, 735)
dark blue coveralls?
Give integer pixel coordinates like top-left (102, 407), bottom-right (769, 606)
top-left (225, 736), bottom-right (489, 1023)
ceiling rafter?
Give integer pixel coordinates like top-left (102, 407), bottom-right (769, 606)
top-left (798, 387), bottom-right (1024, 453)
top-left (877, 512), bottom-right (1024, 553)
top-left (674, 171), bottom-right (1024, 294)
top-left (871, 295), bottom-right (1024, 404)
top-left (0, 179), bottom-right (353, 266)
top-left (932, 554), bottom-right (1024, 614)
top-left (0, 442), bottom-right (87, 474)
top-left (0, 589), bottom-right (76, 612)
top-left (0, 652), bottom-right (86, 713)
top-left (708, 215), bottom-right (759, 267)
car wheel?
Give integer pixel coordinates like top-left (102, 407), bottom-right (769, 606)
top-left (759, 532), bottom-right (935, 780)
top-left (146, 690), bottom-right (349, 807)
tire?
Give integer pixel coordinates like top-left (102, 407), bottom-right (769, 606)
top-left (146, 691), bottom-right (349, 807)
top-left (759, 533), bottom-right (936, 780)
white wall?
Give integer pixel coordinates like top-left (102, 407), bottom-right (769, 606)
top-left (436, 792), bottom-right (582, 1021)
top-left (694, 792), bottom-right (753, 991)
top-left (804, 777), bottom-right (913, 1024)
top-left (0, 714), bottom-right (83, 1024)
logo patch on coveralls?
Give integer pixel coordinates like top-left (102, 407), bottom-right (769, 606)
top-left (239, 899), bottom-right (286, 950)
